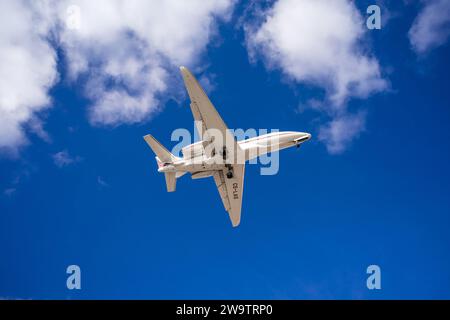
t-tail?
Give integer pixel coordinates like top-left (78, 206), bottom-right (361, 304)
top-left (143, 134), bottom-right (184, 192)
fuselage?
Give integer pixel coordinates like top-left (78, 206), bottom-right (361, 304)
top-left (145, 66), bottom-right (312, 226)
top-left (158, 131), bottom-right (311, 175)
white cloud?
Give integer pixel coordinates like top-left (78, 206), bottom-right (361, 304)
top-left (245, 0), bottom-right (386, 153)
top-left (0, 0), bottom-right (235, 153)
top-left (57, 0), bottom-right (234, 126)
top-left (0, 1), bottom-right (58, 154)
top-left (409, 0), bottom-right (450, 54)
top-left (52, 150), bottom-right (82, 167)
top-left (3, 188), bottom-right (16, 197)
top-left (318, 112), bottom-right (366, 154)
top-left (97, 176), bottom-right (109, 188)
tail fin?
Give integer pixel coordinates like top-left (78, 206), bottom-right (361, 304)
top-left (143, 134), bottom-right (178, 163)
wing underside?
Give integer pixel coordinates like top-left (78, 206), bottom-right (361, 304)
top-left (213, 164), bottom-right (245, 227)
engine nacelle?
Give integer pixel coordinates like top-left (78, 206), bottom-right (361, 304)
top-left (191, 171), bottom-right (214, 179)
top-left (182, 141), bottom-right (205, 160)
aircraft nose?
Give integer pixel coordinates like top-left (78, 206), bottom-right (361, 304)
top-left (293, 132), bottom-right (311, 146)
top-left (295, 132), bottom-right (311, 141)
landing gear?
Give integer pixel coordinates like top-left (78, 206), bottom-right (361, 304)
top-left (221, 146), bottom-right (227, 161)
top-left (225, 164), bottom-right (234, 179)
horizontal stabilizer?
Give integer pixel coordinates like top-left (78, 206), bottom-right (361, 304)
top-left (144, 134), bottom-right (177, 163)
top-left (165, 172), bottom-right (176, 192)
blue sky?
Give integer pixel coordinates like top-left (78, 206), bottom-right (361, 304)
top-left (1, 0), bottom-right (450, 299)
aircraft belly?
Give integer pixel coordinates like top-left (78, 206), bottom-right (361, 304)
top-left (183, 162), bottom-right (226, 172)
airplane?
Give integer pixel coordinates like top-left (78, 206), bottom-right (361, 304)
top-left (144, 66), bottom-right (311, 227)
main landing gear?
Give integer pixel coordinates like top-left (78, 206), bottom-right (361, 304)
top-left (226, 164), bottom-right (234, 179)
top-left (221, 146), bottom-right (234, 179)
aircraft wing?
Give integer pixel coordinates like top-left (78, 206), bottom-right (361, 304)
top-left (179, 66), bottom-right (238, 157)
top-left (213, 164), bottom-right (245, 227)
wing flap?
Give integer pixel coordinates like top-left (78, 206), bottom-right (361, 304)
top-left (190, 102), bottom-right (208, 139)
top-left (213, 171), bottom-right (231, 212)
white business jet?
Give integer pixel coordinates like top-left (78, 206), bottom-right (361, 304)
top-left (144, 67), bottom-right (311, 227)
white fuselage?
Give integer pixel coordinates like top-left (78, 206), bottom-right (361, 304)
top-left (158, 131), bottom-right (311, 176)
top-left (145, 66), bottom-right (313, 226)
